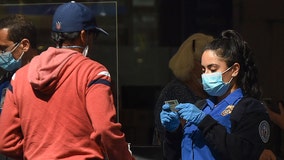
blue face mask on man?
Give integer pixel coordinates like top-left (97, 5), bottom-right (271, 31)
top-left (201, 66), bottom-right (233, 97)
top-left (0, 43), bottom-right (22, 72)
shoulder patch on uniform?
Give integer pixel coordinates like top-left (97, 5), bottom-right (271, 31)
top-left (221, 105), bottom-right (235, 116)
top-left (221, 105), bottom-right (234, 116)
top-left (258, 120), bottom-right (270, 143)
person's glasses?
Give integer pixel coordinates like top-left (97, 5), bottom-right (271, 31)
top-left (0, 42), bottom-right (19, 54)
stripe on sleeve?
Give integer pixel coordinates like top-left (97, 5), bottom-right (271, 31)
top-left (87, 79), bottom-right (111, 88)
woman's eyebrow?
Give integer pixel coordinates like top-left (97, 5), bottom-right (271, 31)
top-left (207, 64), bottom-right (218, 69)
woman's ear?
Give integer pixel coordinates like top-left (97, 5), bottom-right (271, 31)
top-left (20, 38), bottom-right (30, 52)
top-left (232, 63), bottom-right (240, 77)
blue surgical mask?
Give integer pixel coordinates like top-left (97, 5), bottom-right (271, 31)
top-left (0, 43), bottom-right (22, 72)
top-left (201, 67), bottom-right (233, 96)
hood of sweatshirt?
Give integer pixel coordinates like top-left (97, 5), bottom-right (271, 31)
top-left (28, 47), bottom-right (82, 94)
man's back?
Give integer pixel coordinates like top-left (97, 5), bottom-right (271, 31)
top-left (0, 47), bottom-right (133, 160)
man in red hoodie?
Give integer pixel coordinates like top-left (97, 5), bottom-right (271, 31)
top-left (0, 1), bottom-right (134, 160)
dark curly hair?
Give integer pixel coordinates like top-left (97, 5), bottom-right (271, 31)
top-left (0, 14), bottom-right (37, 48)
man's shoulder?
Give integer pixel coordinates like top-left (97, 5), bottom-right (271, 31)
top-left (74, 56), bottom-right (108, 73)
top-left (13, 64), bottom-right (29, 78)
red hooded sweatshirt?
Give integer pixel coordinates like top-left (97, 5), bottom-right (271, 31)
top-left (0, 47), bottom-right (134, 160)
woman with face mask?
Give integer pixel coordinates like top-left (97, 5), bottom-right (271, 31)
top-left (160, 30), bottom-right (275, 159)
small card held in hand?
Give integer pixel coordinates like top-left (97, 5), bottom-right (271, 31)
top-left (165, 99), bottom-right (179, 112)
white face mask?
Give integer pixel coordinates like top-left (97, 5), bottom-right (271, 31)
top-left (61, 45), bottom-right (88, 57)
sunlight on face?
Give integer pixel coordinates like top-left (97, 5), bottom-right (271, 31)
top-left (201, 49), bottom-right (228, 74)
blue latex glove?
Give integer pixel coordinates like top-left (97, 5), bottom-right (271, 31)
top-left (160, 103), bottom-right (180, 132)
top-left (175, 103), bottom-right (206, 125)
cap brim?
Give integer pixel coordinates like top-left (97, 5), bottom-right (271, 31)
top-left (96, 27), bottom-right (108, 36)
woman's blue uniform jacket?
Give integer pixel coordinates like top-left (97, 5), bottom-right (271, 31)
top-left (182, 88), bottom-right (271, 160)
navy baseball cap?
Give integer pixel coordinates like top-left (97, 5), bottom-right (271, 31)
top-left (52, 1), bottom-right (108, 35)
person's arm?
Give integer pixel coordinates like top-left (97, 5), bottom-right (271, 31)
top-left (154, 80), bottom-right (196, 160)
top-left (0, 81), bottom-right (24, 159)
top-left (268, 101), bottom-right (284, 130)
top-left (86, 69), bottom-right (134, 160)
top-left (198, 99), bottom-right (269, 159)
top-left (155, 100), bottom-right (182, 160)
top-left (163, 125), bottom-right (182, 160)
